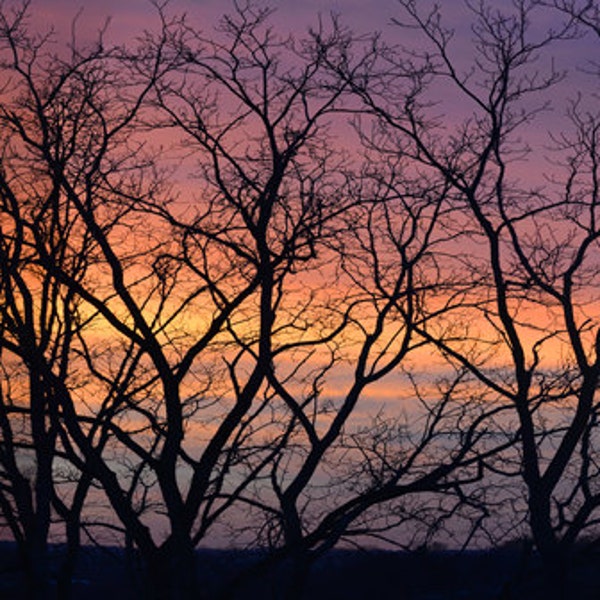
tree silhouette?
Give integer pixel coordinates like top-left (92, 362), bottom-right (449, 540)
top-left (341, 1), bottom-right (600, 597)
top-left (148, 6), bottom-right (513, 598)
top-left (0, 1), bottom-right (599, 599)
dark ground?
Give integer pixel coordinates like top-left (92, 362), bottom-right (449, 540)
top-left (1, 541), bottom-right (600, 599)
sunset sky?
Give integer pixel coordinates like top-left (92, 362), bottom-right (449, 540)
top-left (0, 0), bottom-right (600, 568)
top-left (16, 0), bottom-right (598, 390)
top-left (29, 0), bottom-right (597, 145)
top-left (29, 0), bottom-right (597, 49)
top-left (32, 0), bottom-right (398, 35)
top-left (21, 0), bottom-right (599, 395)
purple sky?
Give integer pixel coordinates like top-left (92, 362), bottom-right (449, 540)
top-left (29, 0), bottom-right (594, 82)
top-left (25, 0), bottom-right (598, 190)
top-left (31, 0), bottom-right (395, 31)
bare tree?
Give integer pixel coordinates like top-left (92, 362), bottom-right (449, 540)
top-left (1, 3), bottom-right (391, 599)
top-left (337, 0), bottom-right (600, 597)
top-left (0, 3), bottom-right (112, 596)
top-left (224, 134), bottom-right (530, 597)
top-left (145, 7), bottom-right (521, 598)
top-left (0, 3), bottom-right (186, 597)
top-left (7, 1), bottom-right (600, 599)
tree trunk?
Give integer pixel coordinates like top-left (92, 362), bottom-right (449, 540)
top-left (528, 490), bottom-right (570, 600)
top-left (22, 538), bottom-right (50, 600)
top-left (538, 548), bottom-right (569, 600)
top-left (55, 514), bottom-right (81, 600)
top-left (264, 549), bottom-right (312, 600)
top-left (144, 537), bottom-right (201, 600)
